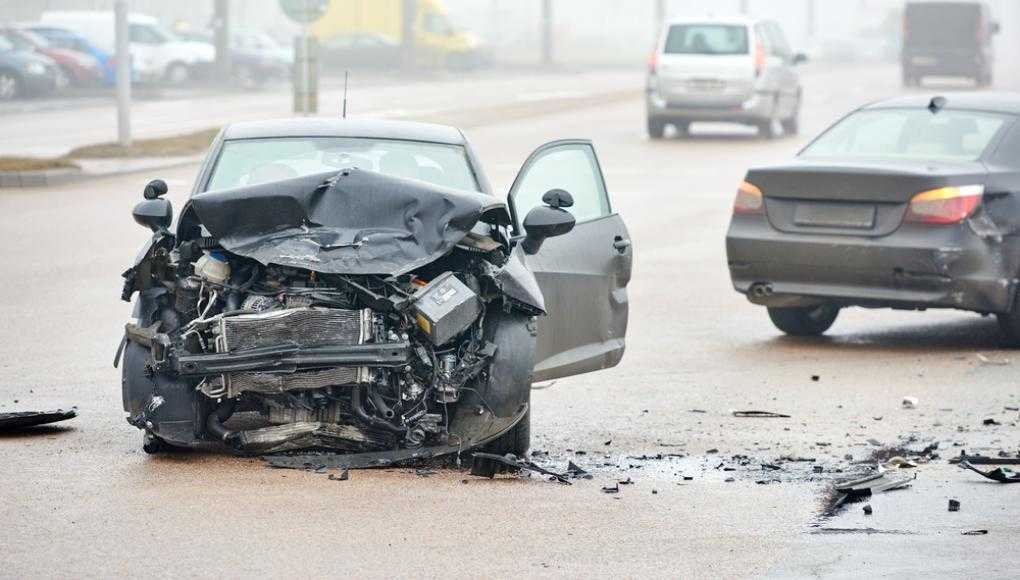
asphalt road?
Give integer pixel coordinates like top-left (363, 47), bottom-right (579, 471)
top-left (2, 63), bottom-right (1020, 578)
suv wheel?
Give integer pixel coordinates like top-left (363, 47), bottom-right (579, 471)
top-left (757, 119), bottom-right (779, 140)
top-left (647, 116), bottom-right (666, 139)
top-left (767, 304), bottom-right (839, 336)
top-left (166, 62), bottom-right (190, 85)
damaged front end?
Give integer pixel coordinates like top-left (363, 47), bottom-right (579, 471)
top-left (117, 170), bottom-right (542, 458)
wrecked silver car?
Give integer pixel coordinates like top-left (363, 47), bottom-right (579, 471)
top-left (726, 94), bottom-right (1020, 343)
top-left (116, 119), bottom-right (632, 470)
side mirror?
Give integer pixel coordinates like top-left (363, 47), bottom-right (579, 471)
top-left (521, 189), bottom-right (576, 255)
top-left (133, 198), bottom-right (173, 232)
top-left (792, 53), bottom-right (808, 65)
top-left (143, 179), bottom-right (168, 199)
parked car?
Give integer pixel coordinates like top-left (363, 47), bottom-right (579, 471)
top-left (39, 11), bottom-right (213, 84)
top-left (646, 17), bottom-right (806, 139)
top-left (22, 25), bottom-right (115, 86)
top-left (0, 34), bottom-right (61, 99)
top-left (118, 119), bottom-right (632, 473)
top-left (0, 26), bottom-right (103, 87)
top-left (320, 32), bottom-right (404, 70)
top-left (726, 93), bottom-right (1020, 343)
top-left (177, 27), bottom-right (291, 88)
top-left (902, 1), bottom-right (998, 87)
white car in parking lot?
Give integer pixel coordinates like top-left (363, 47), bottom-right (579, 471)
top-left (40, 11), bottom-right (214, 84)
top-left (646, 17), bottom-right (806, 139)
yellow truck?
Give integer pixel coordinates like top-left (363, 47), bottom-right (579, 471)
top-left (311, 0), bottom-right (486, 69)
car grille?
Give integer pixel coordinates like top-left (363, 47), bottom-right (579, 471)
top-left (216, 307), bottom-right (372, 352)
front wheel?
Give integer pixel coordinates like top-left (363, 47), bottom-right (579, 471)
top-left (647, 116), bottom-right (666, 139)
top-left (470, 407), bottom-right (531, 477)
top-left (165, 62), bottom-right (190, 85)
top-left (767, 304), bottom-right (839, 336)
top-left (0, 71), bottom-right (21, 100)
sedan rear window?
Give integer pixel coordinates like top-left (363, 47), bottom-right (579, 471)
top-left (206, 137), bottom-right (480, 192)
top-left (664, 24), bottom-right (748, 55)
top-left (800, 109), bottom-right (1008, 162)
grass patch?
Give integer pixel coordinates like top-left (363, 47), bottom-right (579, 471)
top-left (0, 127), bottom-right (219, 174)
top-left (0, 157), bottom-right (79, 171)
top-left (67, 128), bottom-right (220, 158)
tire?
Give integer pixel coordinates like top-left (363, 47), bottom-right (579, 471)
top-left (674, 121), bottom-right (691, 138)
top-left (647, 116), bottom-right (666, 140)
top-left (757, 119), bottom-right (779, 140)
top-left (767, 304), bottom-right (839, 336)
top-left (233, 64), bottom-right (258, 90)
top-left (142, 430), bottom-right (170, 454)
top-left (781, 107), bottom-right (800, 136)
top-left (0, 70), bottom-right (21, 100)
top-left (996, 299), bottom-right (1020, 347)
top-left (165, 62), bottom-right (190, 85)
top-left (470, 407), bottom-right (531, 477)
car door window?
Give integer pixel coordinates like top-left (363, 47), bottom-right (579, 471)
top-left (130, 24), bottom-right (164, 45)
top-left (510, 143), bottom-right (611, 226)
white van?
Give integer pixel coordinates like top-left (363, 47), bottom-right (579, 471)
top-left (39, 11), bottom-right (214, 83)
top-left (646, 17), bottom-right (806, 139)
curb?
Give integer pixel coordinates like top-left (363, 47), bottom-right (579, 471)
top-left (0, 167), bottom-right (83, 188)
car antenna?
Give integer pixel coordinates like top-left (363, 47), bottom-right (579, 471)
top-left (928, 95), bottom-right (947, 114)
top-left (342, 71), bottom-right (349, 119)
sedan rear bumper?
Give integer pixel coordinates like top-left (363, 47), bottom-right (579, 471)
top-left (647, 90), bottom-right (774, 124)
top-left (726, 215), bottom-right (1019, 313)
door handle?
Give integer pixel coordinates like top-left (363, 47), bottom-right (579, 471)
top-left (613, 237), bottom-right (631, 252)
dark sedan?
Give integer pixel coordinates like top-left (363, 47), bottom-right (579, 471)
top-left (727, 93), bottom-right (1020, 344)
top-left (0, 34), bottom-right (60, 99)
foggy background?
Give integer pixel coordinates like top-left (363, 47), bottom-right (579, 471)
top-left (3, 0), bottom-right (1017, 69)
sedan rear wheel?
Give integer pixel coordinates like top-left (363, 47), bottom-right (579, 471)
top-left (647, 116), bottom-right (666, 139)
top-left (767, 304), bottom-right (839, 336)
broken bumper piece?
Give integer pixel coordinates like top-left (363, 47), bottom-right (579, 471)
top-left (0, 409), bottom-right (77, 431)
top-left (172, 341), bottom-right (411, 377)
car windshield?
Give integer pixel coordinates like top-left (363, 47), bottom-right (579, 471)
top-left (206, 137), bottom-right (480, 192)
top-left (800, 108), bottom-right (1008, 162)
top-left (664, 24), bottom-right (748, 55)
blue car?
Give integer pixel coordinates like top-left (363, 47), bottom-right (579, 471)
top-left (24, 25), bottom-right (115, 86)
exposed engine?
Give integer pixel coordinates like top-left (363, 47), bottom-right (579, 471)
top-left (119, 169), bottom-right (548, 458)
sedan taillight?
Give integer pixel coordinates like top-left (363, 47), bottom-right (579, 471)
top-left (733, 181), bottom-right (764, 215)
top-left (903, 185), bottom-right (983, 225)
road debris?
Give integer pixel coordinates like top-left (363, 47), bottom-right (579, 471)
top-left (902, 397), bottom-right (919, 409)
top-left (0, 409), bottom-right (77, 431)
top-left (567, 461), bottom-right (593, 480)
top-left (884, 457), bottom-right (918, 469)
top-left (731, 410), bottom-right (791, 418)
top-left (976, 353), bottom-right (1010, 366)
top-left (949, 453), bottom-right (1020, 465)
top-left (601, 483), bottom-right (619, 494)
top-left (863, 504), bottom-right (873, 515)
top-left (470, 452), bottom-right (572, 484)
top-left (328, 469), bottom-right (350, 482)
top-left (959, 461), bottom-right (1020, 483)
top-left (982, 418), bottom-right (1002, 426)
top-left (962, 530), bottom-right (989, 535)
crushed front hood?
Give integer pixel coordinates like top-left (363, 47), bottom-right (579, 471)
top-left (188, 169), bottom-right (509, 276)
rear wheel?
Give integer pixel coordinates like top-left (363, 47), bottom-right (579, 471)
top-left (647, 116), bottom-right (666, 139)
top-left (781, 106), bottom-right (800, 136)
top-left (767, 304), bottom-right (839, 336)
top-left (165, 62), bottom-right (190, 85)
top-left (995, 300), bottom-right (1020, 347)
top-left (757, 119), bottom-right (779, 140)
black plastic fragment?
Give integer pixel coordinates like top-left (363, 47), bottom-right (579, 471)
top-left (470, 452), bottom-right (572, 484)
top-left (0, 409), bottom-right (77, 431)
top-left (959, 461), bottom-right (1020, 483)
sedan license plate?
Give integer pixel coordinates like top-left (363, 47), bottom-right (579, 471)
top-left (911, 56), bottom-right (938, 66)
top-left (793, 202), bottom-right (876, 229)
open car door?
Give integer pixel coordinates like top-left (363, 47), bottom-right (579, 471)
top-left (507, 139), bottom-right (632, 382)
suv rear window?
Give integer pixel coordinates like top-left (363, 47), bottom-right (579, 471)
top-left (664, 24), bottom-right (748, 55)
top-left (800, 108), bottom-right (1007, 162)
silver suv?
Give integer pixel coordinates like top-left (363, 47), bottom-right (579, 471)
top-left (646, 17), bottom-right (806, 139)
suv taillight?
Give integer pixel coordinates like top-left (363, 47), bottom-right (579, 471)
top-left (754, 38), bottom-right (766, 77)
top-left (903, 185), bottom-right (983, 224)
top-left (733, 181), bottom-right (764, 215)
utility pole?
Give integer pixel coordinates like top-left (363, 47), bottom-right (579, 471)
top-left (114, 0), bottom-right (131, 147)
top-left (806, 0), bottom-right (817, 43)
top-left (402, 0), bottom-right (416, 71)
top-left (541, 0), bottom-right (553, 66)
top-left (739, 0), bottom-right (749, 15)
top-left (655, 0), bottom-right (666, 30)
top-left (213, 0), bottom-right (231, 84)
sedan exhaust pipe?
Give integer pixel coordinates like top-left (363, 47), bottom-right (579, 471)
top-left (749, 283), bottom-right (774, 298)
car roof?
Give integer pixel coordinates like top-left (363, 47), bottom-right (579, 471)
top-left (221, 118), bottom-right (468, 145)
top-left (665, 16), bottom-right (755, 27)
top-left (863, 92), bottom-right (1020, 116)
